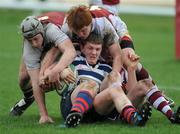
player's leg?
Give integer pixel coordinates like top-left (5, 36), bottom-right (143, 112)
top-left (65, 80), bottom-right (99, 127)
top-left (128, 79), bottom-right (180, 124)
top-left (121, 48), bottom-right (174, 107)
top-left (94, 86), bottom-right (151, 126)
top-left (60, 87), bottom-right (72, 121)
top-left (144, 80), bottom-right (180, 123)
top-left (136, 63), bottom-right (175, 107)
top-left (10, 60), bottom-right (34, 116)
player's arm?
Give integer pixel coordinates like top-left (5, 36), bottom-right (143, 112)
top-left (111, 16), bottom-right (136, 60)
top-left (111, 15), bottom-right (135, 50)
top-left (46, 38), bottom-right (76, 82)
top-left (103, 18), bottom-right (123, 72)
top-left (27, 69), bottom-right (53, 123)
top-left (42, 25), bottom-right (76, 83)
top-left (39, 47), bottom-right (61, 89)
top-left (39, 47), bottom-right (60, 78)
top-left (125, 53), bottom-right (140, 90)
top-left (23, 40), bottom-right (53, 123)
top-left (108, 43), bottom-right (122, 72)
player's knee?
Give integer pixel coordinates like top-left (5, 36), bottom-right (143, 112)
top-left (108, 87), bottom-right (124, 99)
top-left (138, 79), bottom-right (154, 93)
top-left (79, 80), bottom-right (99, 96)
top-left (18, 72), bottom-right (30, 90)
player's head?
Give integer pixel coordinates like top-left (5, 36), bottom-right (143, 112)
top-left (67, 5), bottom-right (92, 39)
top-left (21, 16), bottom-right (44, 39)
top-left (81, 31), bottom-right (103, 64)
top-left (21, 16), bottom-right (44, 48)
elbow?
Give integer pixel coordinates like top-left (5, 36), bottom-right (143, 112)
top-left (115, 54), bottom-right (122, 62)
top-left (72, 48), bottom-right (77, 58)
top-left (70, 47), bottom-right (77, 59)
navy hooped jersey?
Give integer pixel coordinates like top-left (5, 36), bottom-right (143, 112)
top-left (72, 54), bottom-right (112, 85)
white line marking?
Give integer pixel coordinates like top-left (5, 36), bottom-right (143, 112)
top-left (158, 85), bottom-right (180, 91)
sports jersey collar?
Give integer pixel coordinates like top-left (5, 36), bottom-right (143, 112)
top-left (80, 53), bottom-right (100, 68)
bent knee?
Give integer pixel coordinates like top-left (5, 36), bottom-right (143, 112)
top-left (135, 79), bottom-right (153, 95)
top-left (108, 87), bottom-right (124, 99)
top-left (19, 72), bottom-right (30, 89)
top-left (139, 79), bottom-right (154, 89)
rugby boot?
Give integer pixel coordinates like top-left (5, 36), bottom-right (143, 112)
top-left (131, 102), bottom-right (152, 126)
top-left (10, 97), bottom-right (34, 116)
top-left (65, 112), bottom-right (83, 128)
top-left (169, 106), bottom-right (180, 124)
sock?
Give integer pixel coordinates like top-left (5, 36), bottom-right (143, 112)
top-left (23, 87), bottom-right (34, 102)
top-left (121, 105), bottom-right (136, 124)
top-left (23, 87), bottom-right (34, 99)
top-left (71, 91), bottom-right (93, 114)
top-left (136, 66), bottom-right (149, 81)
top-left (146, 85), bottom-right (173, 119)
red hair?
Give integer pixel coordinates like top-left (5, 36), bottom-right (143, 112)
top-left (67, 5), bottom-right (92, 32)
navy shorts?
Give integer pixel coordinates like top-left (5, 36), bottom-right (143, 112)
top-left (60, 90), bottom-right (106, 123)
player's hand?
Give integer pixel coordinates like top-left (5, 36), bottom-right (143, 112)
top-left (108, 71), bottom-right (121, 83)
top-left (47, 70), bottom-right (60, 83)
top-left (40, 68), bottom-right (61, 90)
top-left (39, 75), bottom-right (50, 89)
top-left (43, 68), bottom-right (60, 83)
top-left (60, 67), bottom-right (76, 84)
top-left (39, 115), bottom-right (54, 124)
top-left (128, 51), bottom-right (140, 61)
top-left (126, 52), bottom-right (140, 70)
top-left (123, 49), bottom-right (140, 70)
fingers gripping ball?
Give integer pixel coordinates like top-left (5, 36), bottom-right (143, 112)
top-left (60, 67), bottom-right (73, 80)
top-left (56, 64), bottom-right (76, 96)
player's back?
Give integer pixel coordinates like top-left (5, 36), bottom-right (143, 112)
top-left (37, 12), bottom-right (66, 27)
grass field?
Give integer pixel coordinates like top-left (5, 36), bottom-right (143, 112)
top-left (0, 9), bottom-right (180, 134)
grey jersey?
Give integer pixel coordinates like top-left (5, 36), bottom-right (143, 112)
top-left (23, 23), bottom-right (69, 70)
top-left (91, 17), bottom-right (119, 47)
top-left (61, 17), bottom-right (119, 47)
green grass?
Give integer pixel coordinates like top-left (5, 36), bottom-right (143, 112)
top-left (0, 9), bottom-right (180, 134)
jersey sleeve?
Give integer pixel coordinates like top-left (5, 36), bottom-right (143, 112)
top-left (45, 24), bottom-right (69, 47)
top-left (61, 23), bottom-right (73, 38)
top-left (100, 17), bottom-right (119, 47)
top-left (22, 40), bottom-right (41, 70)
top-left (108, 15), bottom-right (128, 38)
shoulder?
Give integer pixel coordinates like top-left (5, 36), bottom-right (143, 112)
top-left (98, 61), bottom-right (112, 73)
top-left (44, 23), bottom-right (68, 44)
top-left (44, 23), bottom-right (61, 35)
top-left (72, 54), bottom-right (86, 66)
top-left (90, 6), bottom-right (112, 18)
top-left (92, 17), bottom-right (114, 32)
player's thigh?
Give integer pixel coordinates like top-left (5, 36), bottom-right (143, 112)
top-left (93, 88), bottom-right (114, 115)
top-left (18, 59), bottom-right (30, 88)
top-left (127, 80), bottom-right (153, 107)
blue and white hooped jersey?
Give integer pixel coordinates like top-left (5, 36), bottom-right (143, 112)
top-left (72, 54), bottom-right (112, 85)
